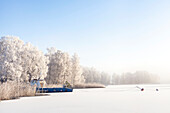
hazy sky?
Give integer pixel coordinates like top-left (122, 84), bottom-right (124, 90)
top-left (1, 0), bottom-right (170, 81)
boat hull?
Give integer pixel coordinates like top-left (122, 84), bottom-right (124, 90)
top-left (36, 88), bottom-right (73, 93)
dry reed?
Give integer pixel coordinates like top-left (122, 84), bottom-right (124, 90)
top-left (74, 83), bottom-right (106, 88)
top-left (0, 81), bottom-right (36, 101)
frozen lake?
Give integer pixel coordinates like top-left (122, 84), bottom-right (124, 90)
top-left (1, 84), bottom-right (170, 113)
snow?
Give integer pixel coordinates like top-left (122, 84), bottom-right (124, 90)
top-left (1, 84), bottom-right (170, 113)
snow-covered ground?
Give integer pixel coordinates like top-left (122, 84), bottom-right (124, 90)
top-left (1, 84), bottom-right (170, 113)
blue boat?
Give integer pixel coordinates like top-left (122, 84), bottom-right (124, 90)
top-left (31, 79), bottom-right (73, 93)
top-left (36, 87), bottom-right (73, 93)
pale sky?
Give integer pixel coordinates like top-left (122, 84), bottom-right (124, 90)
top-left (1, 0), bottom-right (170, 82)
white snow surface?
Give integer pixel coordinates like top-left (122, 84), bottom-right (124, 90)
top-left (1, 84), bottom-right (170, 113)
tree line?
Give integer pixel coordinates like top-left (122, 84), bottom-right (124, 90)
top-left (0, 36), bottom-right (160, 85)
top-left (111, 71), bottom-right (160, 85)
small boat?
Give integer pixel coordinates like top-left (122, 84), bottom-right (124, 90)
top-left (31, 79), bottom-right (73, 93)
top-left (36, 87), bottom-right (73, 93)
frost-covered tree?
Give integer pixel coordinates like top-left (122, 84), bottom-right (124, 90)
top-left (82, 67), bottom-right (111, 85)
top-left (0, 36), bottom-right (48, 82)
top-left (46, 50), bottom-right (84, 85)
top-left (82, 67), bottom-right (94, 83)
top-left (71, 53), bottom-right (84, 85)
top-left (100, 72), bottom-right (110, 85)
top-left (111, 71), bottom-right (160, 85)
top-left (111, 73), bottom-right (120, 85)
top-left (45, 47), bottom-right (57, 84)
top-left (0, 36), bottom-right (24, 81)
top-left (62, 52), bottom-right (72, 83)
top-left (20, 43), bottom-right (48, 82)
top-left (46, 49), bottom-right (69, 84)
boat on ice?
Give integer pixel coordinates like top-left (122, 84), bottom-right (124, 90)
top-left (36, 87), bottom-right (73, 93)
top-left (31, 79), bottom-right (73, 93)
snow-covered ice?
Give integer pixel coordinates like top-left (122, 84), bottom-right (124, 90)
top-left (1, 84), bottom-right (170, 113)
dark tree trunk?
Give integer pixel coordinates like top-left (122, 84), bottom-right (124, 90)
top-left (27, 72), bottom-right (32, 82)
